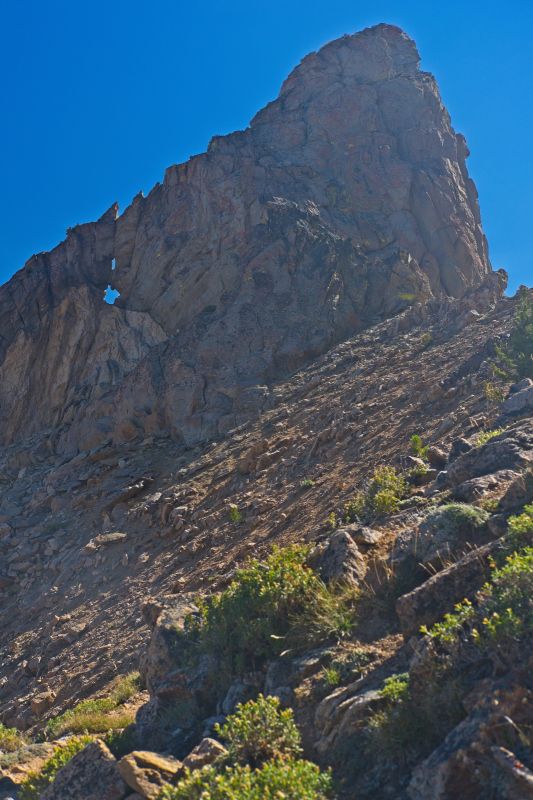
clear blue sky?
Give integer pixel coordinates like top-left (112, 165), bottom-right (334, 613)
top-left (1, 0), bottom-right (531, 291)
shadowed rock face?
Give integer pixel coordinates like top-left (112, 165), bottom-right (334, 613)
top-left (0, 24), bottom-right (502, 452)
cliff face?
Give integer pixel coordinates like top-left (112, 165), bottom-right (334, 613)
top-left (0, 24), bottom-right (502, 452)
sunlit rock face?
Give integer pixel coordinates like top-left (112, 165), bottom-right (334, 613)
top-left (0, 24), bottom-right (502, 452)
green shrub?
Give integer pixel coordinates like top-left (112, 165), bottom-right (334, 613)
top-left (185, 546), bottom-right (355, 675)
top-left (0, 722), bottom-right (26, 752)
top-left (475, 428), bottom-right (505, 446)
top-left (494, 290), bottom-right (533, 380)
top-left (158, 758), bottom-right (333, 800)
top-left (422, 548), bottom-right (533, 658)
top-left (410, 434), bottom-right (429, 460)
top-left (19, 736), bottom-right (93, 800)
top-left (508, 503), bottom-right (533, 536)
top-left (379, 673), bottom-right (410, 703)
top-left (215, 695), bottom-right (301, 767)
top-left (229, 504), bottom-right (243, 524)
top-left (344, 466), bottom-right (408, 523)
top-left (321, 666), bottom-right (341, 688)
top-left (476, 548), bottom-right (533, 646)
top-left (300, 478), bottom-right (315, 489)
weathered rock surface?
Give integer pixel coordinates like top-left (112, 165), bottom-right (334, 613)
top-left (117, 750), bottom-right (182, 799)
top-left (41, 740), bottom-right (127, 800)
top-left (0, 24), bottom-right (501, 456)
top-left (408, 686), bottom-right (533, 800)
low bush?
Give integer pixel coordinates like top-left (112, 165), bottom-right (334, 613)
top-left (19, 736), bottom-right (93, 800)
top-left (0, 722), bottom-right (26, 753)
top-left (410, 434), bottom-right (429, 460)
top-left (422, 548), bottom-right (533, 663)
top-left (184, 545), bottom-right (356, 675)
top-left (158, 758), bottom-right (333, 800)
top-left (215, 695), bottom-right (301, 767)
top-left (343, 466), bottom-right (408, 523)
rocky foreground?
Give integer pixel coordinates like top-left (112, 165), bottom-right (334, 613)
top-left (0, 21), bottom-right (531, 800)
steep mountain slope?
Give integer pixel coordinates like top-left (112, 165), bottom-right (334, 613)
top-left (0, 293), bottom-right (518, 725)
top-left (1, 21), bottom-right (531, 800)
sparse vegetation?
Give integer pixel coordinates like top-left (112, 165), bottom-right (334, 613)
top-left (44, 672), bottom-right (140, 738)
top-left (0, 722), bottom-right (26, 753)
top-left (475, 427), bottom-right (505, 446)
top-left (343, 466), bottom-right (408, 523)
top-left (301, 478), bottom-right (315, 489)
top-left (483, 380), bottom-right (505, 404)
top-left (494, 290), bottom-right (533, 380)
top-left (19, 736), bottom-right (93, 800)
top-left (321, 647), bottom-right (375, 687)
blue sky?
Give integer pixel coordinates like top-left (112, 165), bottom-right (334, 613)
top-left (1, 0), bottom-right (531, 292)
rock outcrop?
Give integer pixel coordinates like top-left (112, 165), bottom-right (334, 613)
top-left (0, 24), bottom-right (503, 454)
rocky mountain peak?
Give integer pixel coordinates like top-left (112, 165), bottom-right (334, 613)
top-left (0, 25), bottom-right (503, 455)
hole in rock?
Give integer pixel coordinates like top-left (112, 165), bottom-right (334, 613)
top-left (103, 285), bottom-right (120, 304)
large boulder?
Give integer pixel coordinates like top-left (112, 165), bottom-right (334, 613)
top-left (446, 423), bottom-right (533, 487)
top-left (309, 529), bottom-right (367, 587)
top-left (117, 751), bottom-right (182, 799)
top-left (41, 740), bottom-right (127, 800)
top-left (408, 685), bottom-right (533, 800)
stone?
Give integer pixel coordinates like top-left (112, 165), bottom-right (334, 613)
top-left (501, 383), bottom-right (533, 416)
top-left (341, 523), bottom-right (383, 546)
top-left (41, 739), bottom-right (127, 800)
top-left (309, 530), bottom-right (366, 587)
top-left (427, 446), bottom-right (448, 470)
top-left (499, 468), bottom-right (533, 511)
top-left (182, 738), bottom-right (228, 771)
top-left (30, 689), bottom-right (56, 715)
top-left (315, 687), bottom-right (383, 755)
top-left (395, 539), bottom-right (503, 638)
top-left (407, 686), bottom-right (533, 800)
top-left (393, 503), bottom-right (490, 569)
top-left (452, 469), bottom-right (520, 502)
top-left (446, 422), bottom-right (533, 486)
top-left (117, 751), bottom-right (182, 799)
top-left (140, 600), bottom-right (198, 696)
top-left (221, 680), bottom-right (258, 716)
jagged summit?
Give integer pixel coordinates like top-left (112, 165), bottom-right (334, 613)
top-left (0, 25), bottom-right (503, 452)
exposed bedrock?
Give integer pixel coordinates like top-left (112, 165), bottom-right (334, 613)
top-left (0, 24), bottom-right (504, 452)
